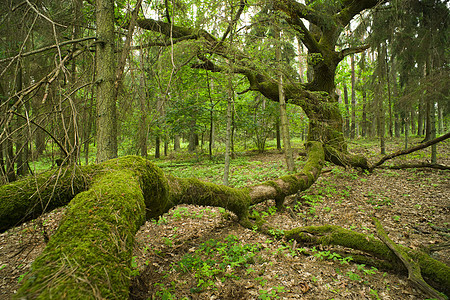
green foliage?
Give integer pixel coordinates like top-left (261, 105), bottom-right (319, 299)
top-left (173, 234), bottom-right (263, 292)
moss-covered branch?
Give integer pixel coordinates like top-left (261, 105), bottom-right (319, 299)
top-left (284, 225), bottom-right (450, 296)
top-left (15, 169), bottom-right (146, 299)
top-left (0, 166), bottom-right (91, 232)
top-left (373, 217), bottom-right (446, 300)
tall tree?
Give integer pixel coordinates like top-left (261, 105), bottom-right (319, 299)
top-left (95, 0), bottom-right (117, 162)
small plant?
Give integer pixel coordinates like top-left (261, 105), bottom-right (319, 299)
top-left (17, 272), bottom-right (29, 283)
top-left (130, 256), bottom-right (140, 276)
top-left (346, 271), bottom-right (361, 281)
top-left (393, 215), bottom-right (401, 222)
top-left (369, 288), bottom-right (381, 300)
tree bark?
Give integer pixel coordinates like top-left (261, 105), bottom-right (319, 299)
top-left (276, 28), bottom-right (296, 172)
top-left (96, 0), bottom-right (117, 162)
top-left (350, 54), bottom-right (356, 139)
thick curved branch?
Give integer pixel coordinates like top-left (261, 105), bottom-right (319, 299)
top-left (273, 0), bottom-right (326, 27)
top-left (272, 0), bottom-right (321, 53)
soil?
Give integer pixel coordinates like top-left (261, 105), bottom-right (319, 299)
top-left (0, 137), bottom-right (449, 299)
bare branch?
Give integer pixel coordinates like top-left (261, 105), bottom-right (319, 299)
top-left (0, 37), bottom-right (96, 64)
top-left (371, 132), bottom-right (450, 170)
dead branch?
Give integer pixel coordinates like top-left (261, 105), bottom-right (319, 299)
top-left (370, 132), bottom-right (450, 171)
top-left (378, 163), bottom-right (450, 170)
top-left (0, 37), bottom-right (96, 64)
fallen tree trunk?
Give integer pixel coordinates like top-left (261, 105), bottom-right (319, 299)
top-left (284, 225), bottom-right (450, 296)
top-left (8, 142), bottom-right (324, 298)
top-left (0, 142), bottom-right (325, 233)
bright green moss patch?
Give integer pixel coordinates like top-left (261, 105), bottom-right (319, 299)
top-left (15, 170), bottom-right (146, 299)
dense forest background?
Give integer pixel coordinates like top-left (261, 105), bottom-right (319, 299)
top-left (0, 0), bottom-right (448, 179)
top-left (0, 0), bottom-right (449, 299)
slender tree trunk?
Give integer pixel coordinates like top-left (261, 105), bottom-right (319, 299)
top-left (207, 71), bottom-right (215, 159)
top-left (276, 29), bottom-right (295, 172)
top-left (223, 85), bottom-right (233, 186)
top-left (417, 99), bottom-right (423, 136)
top-left (424, 97), bottom-right (432, 142)
top-left (15, 64), bottom-right (28, 176)
top-left (343, 84), bottom-right (350, 138)
top-left (430, 100), bottom-right (436, 164)
top-left (376, 84), bottom-right (386, 155)
top-left (410, 109), bottom-right (416, 136)
top-left (276, 119), bottom-right (281, 150)
top-left (361, 91), bottom-right (367, 137)
top-left (350, 54), bottom-right (356, 139)
top-left (437, 102), bottom-right (444, 135)
top-left (95, 0), bottom-right (117, 162)
top-left (155, 136), bottom-right (160, 159)
top-left (395, 114), bottom-right (401, 138)
top-left (138, 55), bottom-right (148, 157)
top-left (174, 135), bottom-right (180, 151)
top-left (385, 49), bottom-right (393, 138)
top-left (404, 115), bottom-right (409, 149)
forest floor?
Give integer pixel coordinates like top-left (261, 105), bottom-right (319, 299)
top-left (0, 137), bottom-right (449, 300)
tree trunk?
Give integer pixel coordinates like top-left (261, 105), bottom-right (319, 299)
top-left (343, 83), bottom-right (350, 138)
top-left (15, 163), bottom-right (147, 299)
top-left (350, 54), bottom-right (356, 139)
top-left (276, 29), bottom-right (295, 172)
top-left (223, 83), bottom-right (233, 186)
top-left (430, 99), bottom-right (436, 163)
top-left (155, 135), bottom-right (160, 159)
top-left (174, 135), bottom-right (180, 151)
top-left (361, 91), bottom-right (367, 137)
top-left (276, 119), bottom-right (281, 150)
top-left (418, 98), bottom-right (424, 136)
top-left (95, 0), bottom-right (117, 162)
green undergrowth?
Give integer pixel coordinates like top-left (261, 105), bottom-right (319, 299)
top-left (157, 156), bottom-right (290, 188)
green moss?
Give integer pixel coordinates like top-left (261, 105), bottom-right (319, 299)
top-left (15, 169), bottom-right (146, 299)
top-left (0, 166), bottom-right (90, 232)
top-left (173, 177), bottom-right (251, 220)
top-left (285, 225), bottom-right (400, 264)
top-left (284, 225), bottom-right (450, 296)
